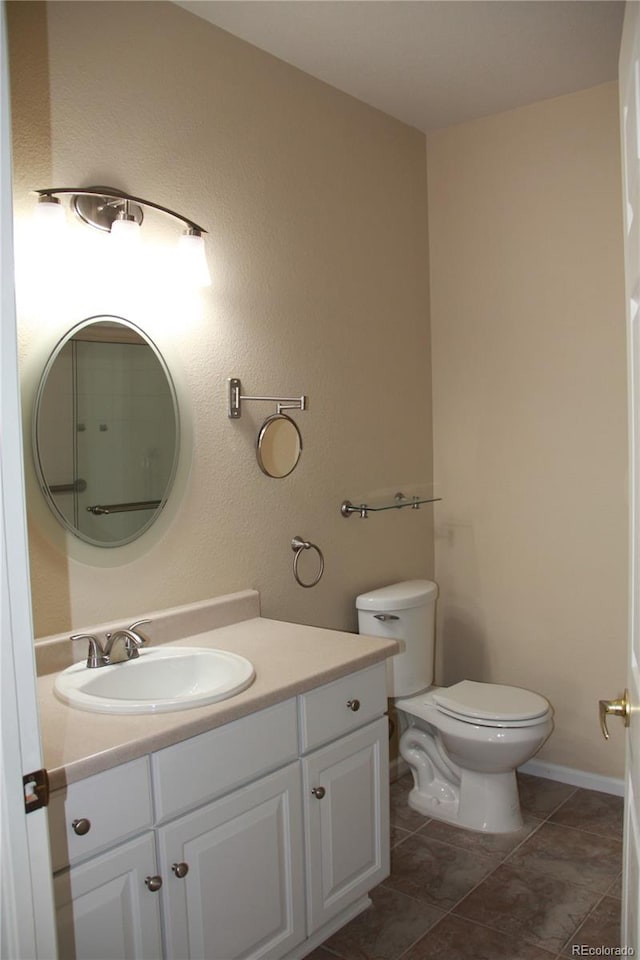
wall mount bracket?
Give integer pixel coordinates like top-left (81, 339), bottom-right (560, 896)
top-left (227, 377), bottom-right (307, 419)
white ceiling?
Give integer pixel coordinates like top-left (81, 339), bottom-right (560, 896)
top-left (175, 1), bottom-right (625, 132)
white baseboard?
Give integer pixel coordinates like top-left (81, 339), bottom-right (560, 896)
top-left (392, 753), bottom-right (623, 796)
top-left (518, 759), bottom-right (624, 797)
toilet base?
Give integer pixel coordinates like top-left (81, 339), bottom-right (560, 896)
top-left (407, 768), bottom-right (523, 834)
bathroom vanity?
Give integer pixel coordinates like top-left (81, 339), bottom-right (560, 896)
top-left (36, 590), bottom-right (398, 960)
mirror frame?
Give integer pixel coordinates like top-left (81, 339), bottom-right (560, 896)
top-left (32, 315), bottom-right (181, 548)
top-left (256, 413), bottom-right (303, 478)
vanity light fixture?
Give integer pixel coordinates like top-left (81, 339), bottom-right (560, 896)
top-left (34, 186), bottom-right (211, 286)
top-left (33, 192), bottom-right (67, 235)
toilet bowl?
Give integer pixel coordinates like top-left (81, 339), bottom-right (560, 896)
top-left (396, 680), bottom-right (553, 832)
top-left (356, 581), bottom-right (553, 834)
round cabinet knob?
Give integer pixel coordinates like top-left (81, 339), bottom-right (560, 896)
top-left (145, 875), bottom-right (163, 892)
top-left (172, 862), bottom-right (189, 879)
top-left (312, 786), bottom-right (326, 799)
top-left (347, 698), bottom-right (360, 712)
top-left (71, 818), bottom-right (91, 836)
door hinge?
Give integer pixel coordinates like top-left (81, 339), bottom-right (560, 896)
top-left (23, 768), bottom-right (50, 813)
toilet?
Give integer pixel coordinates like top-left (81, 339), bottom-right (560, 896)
top-left (356, 580), bottom-right (553, 833)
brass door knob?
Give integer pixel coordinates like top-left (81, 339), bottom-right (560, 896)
top-left (599, 689), bottom-right (631, 740)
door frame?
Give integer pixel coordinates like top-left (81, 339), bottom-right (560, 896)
top-left (0, 3), bottom-right (57, 955)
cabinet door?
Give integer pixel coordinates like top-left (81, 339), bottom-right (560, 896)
top-left (303, 717), bottom-right (390, 933)
top-left (54, 832), bottom-right (162, 960)
top-left (158, 761), bottom-right (305, 960)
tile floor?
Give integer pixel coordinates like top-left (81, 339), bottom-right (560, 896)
top-left (309, 772), bottom-right (624, 960)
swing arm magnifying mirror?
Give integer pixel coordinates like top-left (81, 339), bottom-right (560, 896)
top-left (227, 377), bottom-right (307, 479)
top-left (256, 414), bottom-right (302, 478)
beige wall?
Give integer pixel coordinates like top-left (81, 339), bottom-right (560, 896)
top-left (9, 4), bottom-right (628, 781)
top-left (8, 1), bottom-right (434, 638)
top-left (428, 83), bottom-right (628, 777)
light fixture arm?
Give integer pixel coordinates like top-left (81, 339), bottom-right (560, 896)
top-left (35, 187), bottom-right (207, 234)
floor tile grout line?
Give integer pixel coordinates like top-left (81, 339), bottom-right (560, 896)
top-left (447, 888), bottom-right (592, 957)
top-left (537, 819), bottom-right (624, 844)
top-left (442, 857), bottom-right (507, 915)
top-left (379, 877), bottom-right (451, 913)
top-left (493, 856), bottom-right (621, 899)
top-left (314, 946), bottom-right (343, 960)
top-left (382, 778), bottom-right (621, 959)
top-left (400, 829), bottom-right (508, 864)
top-left (537, 785), bottom-right (579, 816)
top-left (396, 815), bottom-right (547, 870)
top-left (493, 816), bottom-right (547, 862)
top-left (557, 889), bottom-right (611, 955)
top-left (425, 824), bottom-right (619, 948)
top-left (377, 872), bottom-right (507, 960)
top-left (522, 786), bottom-right (580, 825)
top-left (392, 908), bottom-right (450, 960)
top-left (403, 906), bottom-right (560, 958)
top-left (318, 885), bottom-right (449, 960)
top-left (399, 816), bottom-right (620, 877)
top-left (390, 820), bottom-right (432, 846)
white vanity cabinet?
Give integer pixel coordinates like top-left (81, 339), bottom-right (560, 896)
top-left (48, 758), bottom-right (162, 960)
top-left (49, 662), bottom-right (390, 960)
top-left (54, 833), bottom-right (162, 960)
top-left (298, 666), bottom-right (390, 935)
top-left (151, 699), bottom-right (304, 960)
top-left (156, 762), bottom-right (305, 960)
top-left (302, 719), bottom-right (389, 934)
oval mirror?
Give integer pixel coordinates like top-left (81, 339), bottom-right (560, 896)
top-left (256, 413), bottom-right (302, 478)
top-left (33, 316), bottom-right (180, 547)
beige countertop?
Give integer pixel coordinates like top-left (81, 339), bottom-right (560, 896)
top-left (38, 616), bottom-right (398, 791)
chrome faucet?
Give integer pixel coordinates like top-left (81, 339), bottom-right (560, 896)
top-left (71, 619), bottom-right (151, 668)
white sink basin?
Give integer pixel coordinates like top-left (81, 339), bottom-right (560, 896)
top-left (54, 646), bottom-right (255, 714)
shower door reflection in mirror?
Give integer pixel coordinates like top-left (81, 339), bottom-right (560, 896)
top-left (34, 317), bottom-right (179, 547)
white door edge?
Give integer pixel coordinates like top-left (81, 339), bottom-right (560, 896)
top-left (0, 4), bottom-right (57, 957)
top-left (619, 1), bottom-right (640, 950)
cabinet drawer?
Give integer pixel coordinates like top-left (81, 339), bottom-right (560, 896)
top-left (298, 663), bottom-right (387, 752)
top-left (48, 758), bottom-right (152, 872)
top-left (152, 698), bottom-right (298, 822)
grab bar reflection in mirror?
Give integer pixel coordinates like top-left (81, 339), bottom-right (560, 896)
top-left (86, 500), bottom-right (162, 516)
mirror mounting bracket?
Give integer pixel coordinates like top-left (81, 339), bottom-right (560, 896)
top-left (227, 377), bottom-right (307, 419)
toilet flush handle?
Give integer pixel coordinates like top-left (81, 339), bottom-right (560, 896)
top-left (374, 614), bottom-right (399, 622)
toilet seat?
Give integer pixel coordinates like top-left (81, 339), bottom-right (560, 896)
top-left (431, 680), bottom-right (549, 727)
top-left (399, 680), bottom-right (551, 729)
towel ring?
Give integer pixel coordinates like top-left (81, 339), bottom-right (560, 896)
top-left (291, 536), bottom-right (324, 588)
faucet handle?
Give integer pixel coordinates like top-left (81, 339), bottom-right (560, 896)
top-left (70, 634), bottom-right (108, 669)
top-left (128, 619), bottom-right (151, 646)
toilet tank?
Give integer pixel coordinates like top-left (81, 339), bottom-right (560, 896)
top-left (356, 580), bottom-right (438, 698)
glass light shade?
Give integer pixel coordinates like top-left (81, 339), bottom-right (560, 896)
top-left (177, 232), bottom-right (211, 287)
top-left (34, 198), bottom-right (66, 234)
top-left (110, 217), bottom-right (141, 253)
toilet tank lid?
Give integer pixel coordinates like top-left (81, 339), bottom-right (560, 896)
top-left (356, 580), bottom-right (438, 612)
